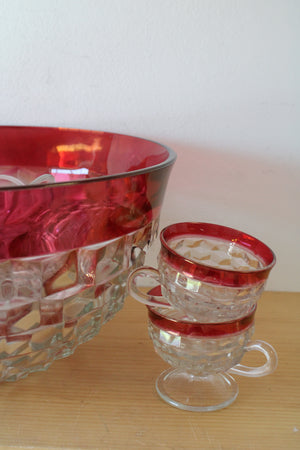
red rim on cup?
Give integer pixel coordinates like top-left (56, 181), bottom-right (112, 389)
top-left (160, 222), bottom-right (276, 287)
top-left (148, 304), bottom-right (256, 338)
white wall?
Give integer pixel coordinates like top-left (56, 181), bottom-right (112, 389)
top-left (0, 0), bottom-right (299, 291)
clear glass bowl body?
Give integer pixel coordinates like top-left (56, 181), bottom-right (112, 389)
top-left (0, 126), bottom-right (176, 381)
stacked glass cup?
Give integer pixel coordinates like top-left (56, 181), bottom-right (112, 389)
top-left (127, 222), bottom-right (277, 411)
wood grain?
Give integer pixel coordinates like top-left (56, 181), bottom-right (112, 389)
top-left (0, 291), bottom-right (299, 449)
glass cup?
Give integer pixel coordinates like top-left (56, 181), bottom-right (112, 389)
top-left (127, 222), bottom-right (276, 322)
top-left (148, 304), bottom-right (277, 411)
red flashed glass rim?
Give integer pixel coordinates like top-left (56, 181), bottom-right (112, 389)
top-left (0, 126), bottom-right (176, 191)
top-left (148, 305), bottom-right (256, 337)
top-left (160, 222), bottom-right (276, 287)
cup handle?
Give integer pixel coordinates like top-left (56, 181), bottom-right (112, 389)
top-left (229, 340), bottom-right (278, 378)
top-left (127, 266), bottom-right (172, 308)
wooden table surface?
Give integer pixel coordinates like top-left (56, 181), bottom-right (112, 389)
top-left (0, 291), bottom-right (299, 449)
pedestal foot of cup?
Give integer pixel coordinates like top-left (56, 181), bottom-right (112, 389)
top-left (155, 368), bottom-right (238, 412)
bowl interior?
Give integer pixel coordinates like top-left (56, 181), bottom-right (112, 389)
top-left (0, 127), bottom-right (174, 185)
top-left (0, 127), bottom-right (176, 259)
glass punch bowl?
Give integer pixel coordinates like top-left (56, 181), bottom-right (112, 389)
top-left (0, 126), bottom-right (176, 381)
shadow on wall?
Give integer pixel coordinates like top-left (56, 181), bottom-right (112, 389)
top-left (146, 141), bottom-right (300, 292)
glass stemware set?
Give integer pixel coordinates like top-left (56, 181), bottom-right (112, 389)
top-left (128, 222), bottom-right (277, 411)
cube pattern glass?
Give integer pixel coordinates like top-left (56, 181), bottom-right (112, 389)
top-left (148, 306), bottom-right (255, 376)
top-left (158, 254), bottom-right (265, 321)
top-left (158, 222), bottom-right (275, 321)
top-left (0, 126), bottom-right (176, 381)
top-left (0, 219), bottom-right (158, 382)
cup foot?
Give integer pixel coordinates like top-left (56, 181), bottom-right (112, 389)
top-left (156, 368), bottom-right (238, 412)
